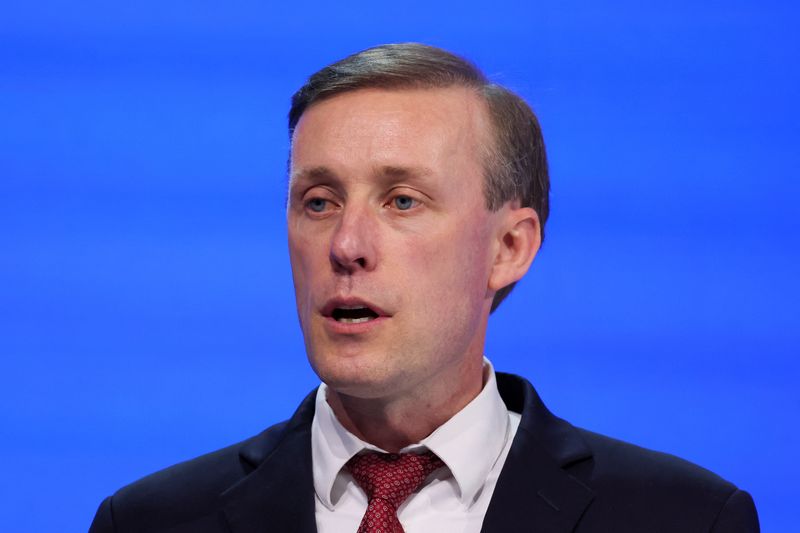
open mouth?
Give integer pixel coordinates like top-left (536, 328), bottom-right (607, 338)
top-left (331, 306), bottom-right (380, 324)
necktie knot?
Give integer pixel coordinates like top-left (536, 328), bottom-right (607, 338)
top-left (346, 451), bottom-right (444, 532)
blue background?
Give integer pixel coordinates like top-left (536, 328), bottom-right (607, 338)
top-left (1, 1), bottom-right (797, 531)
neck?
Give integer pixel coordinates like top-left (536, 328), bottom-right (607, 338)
top-left (325, 355), bottom-right (485, 453)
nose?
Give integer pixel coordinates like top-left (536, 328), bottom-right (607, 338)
top-left (330, 205), bottom-right (378, 274)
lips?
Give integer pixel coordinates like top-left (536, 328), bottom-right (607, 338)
top-left (321, 297), bottom-right (389, 325)
top-left (331, 306), bottom-right (379, 323)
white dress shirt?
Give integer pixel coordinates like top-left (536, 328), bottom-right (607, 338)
top-left (312, 359), bottom-right (521, 533)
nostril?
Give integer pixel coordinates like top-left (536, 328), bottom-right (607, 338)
top-left (330, 251), bottom-right (369, 272)
top-left (330, 254), bottom-right (368, 273)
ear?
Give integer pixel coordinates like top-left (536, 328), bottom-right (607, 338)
top-left (488, 205), bottom-right (541, 292)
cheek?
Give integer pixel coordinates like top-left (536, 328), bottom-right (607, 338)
top-left (408, 222), bottom-right (492, 299)
top-left (288, 230), bottom-right (322, 294)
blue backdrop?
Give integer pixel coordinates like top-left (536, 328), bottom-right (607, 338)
top-left (1, 1), bottom-right (797, 531)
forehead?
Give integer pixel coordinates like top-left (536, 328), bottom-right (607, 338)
top-left (290, 87), bottom-right (490, 180)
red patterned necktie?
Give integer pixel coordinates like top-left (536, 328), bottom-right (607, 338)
top-left (346, 451), bottom-right (444, 533)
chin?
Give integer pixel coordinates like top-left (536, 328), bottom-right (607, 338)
top-left (308, 348), bottom-right (402, 399)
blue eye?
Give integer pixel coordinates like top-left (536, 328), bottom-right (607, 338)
top-left (307, 198), bottom-right (327, 213)
top-left (393, 195), bottom-right (415, 210)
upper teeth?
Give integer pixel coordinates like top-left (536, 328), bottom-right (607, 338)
top-left (340, 317), bottom-right (372, 324)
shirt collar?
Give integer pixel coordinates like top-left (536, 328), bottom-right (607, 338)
top-left (311, 358), bottom-right (511, 509)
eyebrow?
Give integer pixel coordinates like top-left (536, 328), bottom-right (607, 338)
top-left (377, 165), bottom-right (434, 182)
top-left (291, 164), bottom-right (434, 185)
top-left (290, 166), bottom-right (337, 185)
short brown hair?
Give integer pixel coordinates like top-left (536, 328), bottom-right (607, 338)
top-left (288, 43), bottom-right (549, 312)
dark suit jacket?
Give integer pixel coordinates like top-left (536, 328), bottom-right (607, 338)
top-left (90, 373), bottom-right (759, 532)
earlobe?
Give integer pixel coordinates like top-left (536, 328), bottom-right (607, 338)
top-left (488, 207), bottom-right (541, 291)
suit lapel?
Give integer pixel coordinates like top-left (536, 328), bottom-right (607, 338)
top-left (481, 374), bottom-right (595, 533)
top-left (221, 391), bottom-right (318, 533)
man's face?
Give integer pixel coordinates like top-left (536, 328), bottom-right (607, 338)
top-left (287, 87), bottom-right (504, 402)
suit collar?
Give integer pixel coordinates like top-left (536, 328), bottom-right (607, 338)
top-left (481, 373), bottom-right (594, 533)
top-left (221, 389), bottom-right (319, 533)
top-left (219, 373), bottom-right (595, 533)
top-left (496, 372), bottom-right (592, 467)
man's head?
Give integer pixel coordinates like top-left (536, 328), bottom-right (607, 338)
top-left (286, 44), bottom-right (547, 407)
top-left (289, 43), bottom-right (550, 312)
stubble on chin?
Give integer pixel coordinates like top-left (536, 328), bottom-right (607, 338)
top-left (311, 349), bottom-right (408, 400)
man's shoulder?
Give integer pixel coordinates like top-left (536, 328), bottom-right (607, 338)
top-left (92, 420), bottom-right (292, 532)
top-left (116, 420), bottom-right (287, 502)
top-left (567, 427), bottom-right (757, 531)
top-left (499, 372), bottom-right (743, 494)
top-left (575, 427), bottom-right (733, 487)
top-left (91, 388), bottom-right (319, 532)
top-left (575, 427), bottom-right (736, 493)
top-left (496, 372), bottom-right (758, 531)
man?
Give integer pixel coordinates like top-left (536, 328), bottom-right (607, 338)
top-left (90, 43), bottom-right (759, 532)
